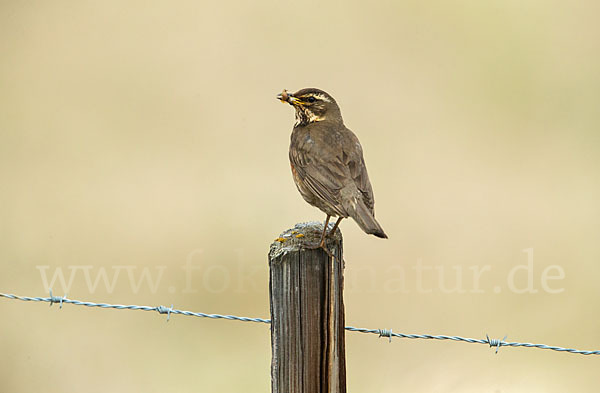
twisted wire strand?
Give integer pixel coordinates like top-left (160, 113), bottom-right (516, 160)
top-left (1, 292), bottom-right (598, 356)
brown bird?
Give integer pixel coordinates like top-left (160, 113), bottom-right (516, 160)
top-left (277, 88), bottom-right (387, 247)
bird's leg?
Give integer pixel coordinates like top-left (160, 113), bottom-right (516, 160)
top-left (304, 215), bottom-right (335, 258)
top-left (328, 217), bottom-right (343, 238)
top-left (318, 215), bottom-right (331, 248)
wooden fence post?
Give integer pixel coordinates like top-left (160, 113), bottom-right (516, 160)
top-left (269, 222), bottom-right (346, 393)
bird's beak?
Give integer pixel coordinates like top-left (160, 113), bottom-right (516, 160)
top-left (277, 90), bottom-right (300, 105)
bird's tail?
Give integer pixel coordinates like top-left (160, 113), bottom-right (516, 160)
top-left (351, 200), bottom-right (388, 239)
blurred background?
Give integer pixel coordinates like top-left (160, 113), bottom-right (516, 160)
top-left (1, 1), bottom-right (599, 391)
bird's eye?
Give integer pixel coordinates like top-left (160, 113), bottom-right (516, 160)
top-left (307, 96), bottom-right (316, 103)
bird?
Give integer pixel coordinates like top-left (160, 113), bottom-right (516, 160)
top-left (277, 87), bottom-right (387, 247)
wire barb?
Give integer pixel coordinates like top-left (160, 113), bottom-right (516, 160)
top-left (486, 334), bottom-right (508, 354)
top-left (379, 328), bottom-right (393, 343)
top-left (156, 304), bottom-right (174, 322)
top-left (48, 289), bottom-right (66, 309)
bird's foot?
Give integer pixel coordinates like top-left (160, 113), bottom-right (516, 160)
top-left (304, 237), bottom-right (335, 258)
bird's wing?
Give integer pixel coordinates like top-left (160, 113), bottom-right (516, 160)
top-left (342, 130), bottom-right (375, 212)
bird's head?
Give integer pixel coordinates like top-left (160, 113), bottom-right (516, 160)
top-left (277, 88), bottom-right (343, 126)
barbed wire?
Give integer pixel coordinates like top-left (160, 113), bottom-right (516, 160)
top-left (1, 291), bottom-right (598, 356)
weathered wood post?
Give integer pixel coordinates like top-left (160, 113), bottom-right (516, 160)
top-left (269, 222), bottom-right (346, 393)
